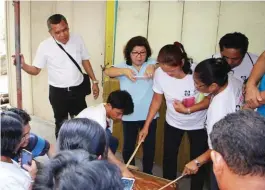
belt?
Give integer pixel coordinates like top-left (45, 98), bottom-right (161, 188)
top-left (50, 85), bottom-right (81, 92)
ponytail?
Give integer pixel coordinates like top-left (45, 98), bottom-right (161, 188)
top-left (195, 58), bottom-right (231, 87)
top-left (173, 42), bottom-right (192, 74)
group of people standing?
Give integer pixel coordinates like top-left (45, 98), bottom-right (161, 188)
top-left (9, 13), bottom-right (265, 190)
top-left (104, 31), bottom-right (260, 190)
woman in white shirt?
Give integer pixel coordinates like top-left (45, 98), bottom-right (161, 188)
top-left (0, 111), bottom-right (37, 190)
top-left (183, 58), bottom-right (244, 190)
top-left (138, 42), bottom-right (209, 190)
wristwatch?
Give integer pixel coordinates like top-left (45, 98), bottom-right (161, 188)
top-left (92, 80), bottom-right (99, 84)
top-left (194, 159), bottom-right (201, 167)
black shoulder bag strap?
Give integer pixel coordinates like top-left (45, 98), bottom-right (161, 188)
top-left (54, 40), bottom-right (91, 95)
top-left (55, 41), bottom-right (83, 74)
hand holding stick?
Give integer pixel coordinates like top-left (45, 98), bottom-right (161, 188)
top-left (158, 174), bottom-right (186, 190)
top-left (126, 140), bottom-right (143, 167)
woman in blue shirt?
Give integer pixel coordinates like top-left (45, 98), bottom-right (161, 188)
top-left (105, 36), bottom-right (158, 174)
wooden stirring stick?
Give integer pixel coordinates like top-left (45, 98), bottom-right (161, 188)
top-left (126, 141), bottom-right (143, 167)
top-left (158, 174), bottom-right (186, 190)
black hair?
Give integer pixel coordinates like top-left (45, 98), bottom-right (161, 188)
top-left (194, 58), bottom-right (231, 87)
top-left (47, 14), bottom-right (68, 31)
top-left (8, 108), bottom-right (31, 126)
top-left (123, 36), bottom-right (152, 65)
top-left (211, 110), bottom-right (265, 176)
top-left (58, 118), bottom-right (108, 158)
top-left (1, 111), bottom-right (23, 157)
top-left (33, 150), bottom-right (123, 190)
top-left (157, 42), bottom-right (192, 74)
top-left (219, 32), bottom-right (249, 56)
top-left (107, 90), bottom-right (134, 115)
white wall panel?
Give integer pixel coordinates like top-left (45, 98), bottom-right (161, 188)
top-left (31, 1), bottom-right (54, 121)
top-left (182, 1), bottom-right (220, 63)
top-left (20, 1), bottom-right (33, 114)
top-left (72, 1), bottom-right (105, 106)
top-left (148, 1), bottom-right (184, 59)
top-left (217, 2), bottom-right (265, 56)
top-left (55, 1), bottom-right (74, 24)
top-left (114, 1), bottom-right (149, 65)
top-left (6, 1), bottom-right (16, 108)
top-left (6, 1), bottom-right (33, 114)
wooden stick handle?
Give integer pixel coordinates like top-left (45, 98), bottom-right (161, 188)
top-left (158, 175), bottom-right (186, 190)
top-left (126, 141), bottom-right (142, 167)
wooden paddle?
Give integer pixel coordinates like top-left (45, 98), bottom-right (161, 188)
top-left (127, 164), bottom-right (140, 171)
top-left (126, 140), bottom-right (143, 167)
top-left (158, 174), bottom-right (186, 190)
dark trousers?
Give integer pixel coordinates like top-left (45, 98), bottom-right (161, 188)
top-left (105, 128), bottom-right (119, 154)
top-left (49, 85), bottom-right (87, 138)
top-left (163, 122), bottom-right (208, 190)
top-left (122, 119), bottom-right (157, 174)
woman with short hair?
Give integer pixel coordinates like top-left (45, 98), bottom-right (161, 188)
top-left (105, 36), bottom-right (158, 174)
top-left (57, 118), bottom-right (108, 159)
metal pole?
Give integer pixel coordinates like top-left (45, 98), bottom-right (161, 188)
top-left (13, 0), bottom-right (22, 109)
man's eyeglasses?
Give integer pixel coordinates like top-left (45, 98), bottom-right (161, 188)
top-left (21, 132), bottom-right (30, 142)
top-left (131, 51), bottom-right (146, 57)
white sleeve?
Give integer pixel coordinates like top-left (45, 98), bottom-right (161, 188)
top-left (206, 102), bottom-right (228, 149)
top-left (0, 177), bottom-right (30, 190)
top-left (152, 69), bottom-right (163, 94)
top-left (79, 36), bottom-right (90, 60)
top-left (96, 114), bottom-right (107, 130)
top-left (76, 108), bottom-right (87, 118)
top-left (33, 43), bottom-right (47, 69)
top-left (76, 108), bottom-right (107, 130)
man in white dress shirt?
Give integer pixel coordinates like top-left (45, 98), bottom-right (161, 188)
top-left (14, 14), bottom-right (99, 138)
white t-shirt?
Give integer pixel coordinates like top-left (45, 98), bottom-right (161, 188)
top-left (206, 76), bottom-right (244, 149)
top-left (77, 103), bottom-right (113, 132)
top-left (0, 160), bottom-right (32, 190)
top-left (153, 68), bottom-right (207, 130)
top-left (212, 52), bottom-right (258, 83)
top-left (33, 34), bottom-right (90, 88)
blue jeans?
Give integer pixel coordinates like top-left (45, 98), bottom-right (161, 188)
top-left (105, 128), bottom-right (119, 154)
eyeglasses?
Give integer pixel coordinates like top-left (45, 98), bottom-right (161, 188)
top-left (131, 51), bottom-right (146, 57)
top-left (21, 132), bottom-right (30, 142)
top-left (194, 82), bottom-right (206, 88)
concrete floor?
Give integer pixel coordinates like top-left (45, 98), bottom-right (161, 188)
top-left (28, 115), bottom-right (199, 190)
